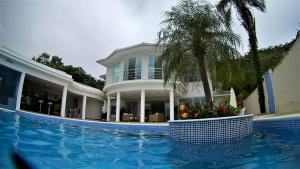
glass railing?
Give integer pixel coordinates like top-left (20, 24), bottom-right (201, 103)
top-left (105, 68), bottom-right (163, 85)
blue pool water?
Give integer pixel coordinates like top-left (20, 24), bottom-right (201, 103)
top-left (0, 110), bottom-right (300, 169)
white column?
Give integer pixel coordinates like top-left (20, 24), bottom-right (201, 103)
top-left (169, 89), bottom-right (174, 121)
top-left (106, 96), bottom-right (111, 121)
top-left (103, 99), bottom-right (107, 113)
top-left (82, 95), bottom-right (87, 120)
top-left (116, 92), bottom-right (121, 122)
top-left (140, 90), bottom-right (145, 123)
top-left (16, 72), bottom-right (25, 110)
top-left (60, 86), bottom-right (68, 117)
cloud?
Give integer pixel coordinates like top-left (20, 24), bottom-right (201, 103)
top-left (0, 0), bottom-right (299, 78)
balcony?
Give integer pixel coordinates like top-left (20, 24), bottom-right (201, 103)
top-left (105, 68), bottom-right (163, 85)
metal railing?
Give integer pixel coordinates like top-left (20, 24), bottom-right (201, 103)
top-left (148, 68), bottom-right (163, 80)
top-left (123, 68), bottom-right (142, 81)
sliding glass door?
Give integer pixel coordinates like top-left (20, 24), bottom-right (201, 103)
top-left (123, 56), bottom-right (142, 81)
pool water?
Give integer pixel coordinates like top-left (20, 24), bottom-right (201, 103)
top-left (0, 110), bottom-right (300, 169)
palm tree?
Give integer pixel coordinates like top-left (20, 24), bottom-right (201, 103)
top-left (158, 0), bottom-right (240, 103)
top-left (217, 0), bottom-right (266, 113)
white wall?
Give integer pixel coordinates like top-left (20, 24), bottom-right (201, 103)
top-left (244, 38), bottom-right (300, 115)
top-left (181, 82), bottom-right (206, 98)
top-left (271, 38), bottom-right (300, 115)
top-left (105, 66), bottom-right (113, 86)
top-left (243, 88), bottom-right (261, 115)
top-left (86, 97), bottom-right (102, 119)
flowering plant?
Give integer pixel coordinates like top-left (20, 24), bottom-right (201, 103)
top-left (178, 102), bottom-right (240, 119)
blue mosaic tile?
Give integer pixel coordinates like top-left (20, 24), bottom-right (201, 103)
top-left (169, 116), bottom-right (253, 144)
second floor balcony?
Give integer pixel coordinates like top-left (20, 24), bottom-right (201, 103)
top-left (105, 68), bottom-right (163, 85)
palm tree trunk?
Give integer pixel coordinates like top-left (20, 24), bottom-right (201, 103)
top-left (249, 28), bottom-right (266, 114)
top-left (198, 56), bottom-right (213, 103)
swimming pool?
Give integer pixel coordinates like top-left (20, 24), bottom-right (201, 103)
top-left (1, 110), bottom-right (300, 169)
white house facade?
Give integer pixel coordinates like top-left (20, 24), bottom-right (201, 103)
top-left (97, 43), bottom-right (211, 123)
top-left (0, 43), bottom-right (214, 123)
top-left (0, 46), bottom-right (105, 120)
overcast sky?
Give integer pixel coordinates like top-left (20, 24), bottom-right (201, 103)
top-left (1, 0), bottom-right (299, 78)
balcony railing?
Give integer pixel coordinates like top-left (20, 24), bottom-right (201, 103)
top-left (123, 68), bottom-right (141, 81)
top-left (105, 68), bottom-right (163, 85)
top-left (148, 68), bottom-right (163, 80)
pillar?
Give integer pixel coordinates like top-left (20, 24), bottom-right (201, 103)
top-left (82, 95), bottom-right (87, 120)
top-left (107, 96), bottom-right (111, 121)
top-left (60, 86), bottom-right (68, 117)
top-left (16, 72), bottom-right (25, 110)
top-left (140, 90), bottom-right (145, 123)
top-left (103, 99), bottom-right (107, 113)
top-left (116, 92), bottom-right (121, 122)
top-left (170, 89), bottom-right (174, 121)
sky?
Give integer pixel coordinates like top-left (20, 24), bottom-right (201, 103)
top-left (0, 0), bottom-right (299, 78)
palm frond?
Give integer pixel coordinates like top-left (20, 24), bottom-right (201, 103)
top-left (245, 0), bottom-right (266, 12)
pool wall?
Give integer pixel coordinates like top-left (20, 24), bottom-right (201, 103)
top-left (254, 115), bottom-right (300, 132)
top-left (169, 115), bottom-right (253, 144)
top-left (0, 109), bottom-right (168, 132)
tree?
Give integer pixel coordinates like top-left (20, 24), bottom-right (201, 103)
top-left (217, 0), bottom-right (266, 113)
top-left (158, 0), bottom-right (240, 103)
top-left (33, 53), bottom-right (51, 65)
top-left (32, 53), bottom-right (104, 90)
top-left (49, 56), bottom-right (64, 69)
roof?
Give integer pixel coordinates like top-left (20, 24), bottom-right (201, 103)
top-left (96, 42), bottom-right (161, 67)
top-left (0, 46), bottom-right (105, 99)
top-left (0, 46), bottom-right (73, 80)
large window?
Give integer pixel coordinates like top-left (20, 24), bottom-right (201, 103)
top-left (135, 56), bottom-right (142, 79)
top-left (148, 55), bottom-right (162, 79)
top-left (123, 56), bottom-right (142, 81)
top-left (0, 65), bottom-right (21, 109)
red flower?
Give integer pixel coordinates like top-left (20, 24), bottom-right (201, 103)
top-left (219, 104), bottom-right (228, 116)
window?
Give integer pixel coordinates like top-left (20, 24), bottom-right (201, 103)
top-left (112, 64), bottom-right (120, 83)
top-left (148, 55), bottom-right (155, 79)
top-left (148, 55), bottom-right (162, 79)
top-left (135, 56), bottom-right (142, 79)
top-left (123, 58), bottom-right (129, 80)
top-left (123, 56), bottom-right (142, 81)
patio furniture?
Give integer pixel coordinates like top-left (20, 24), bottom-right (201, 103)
top-left (122, 113), bottom-right (135, 122)
top-left (149, 113), bottom-right (164, 122)
top-left (68, 108), bottom-right (81, 118)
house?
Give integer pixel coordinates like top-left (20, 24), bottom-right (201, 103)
top-left (0, 43), bottom-right (220, 123)
top-left (97, 43), bottom-right (212, 122)
top-left (0, 46), bottom-right (105, 120)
